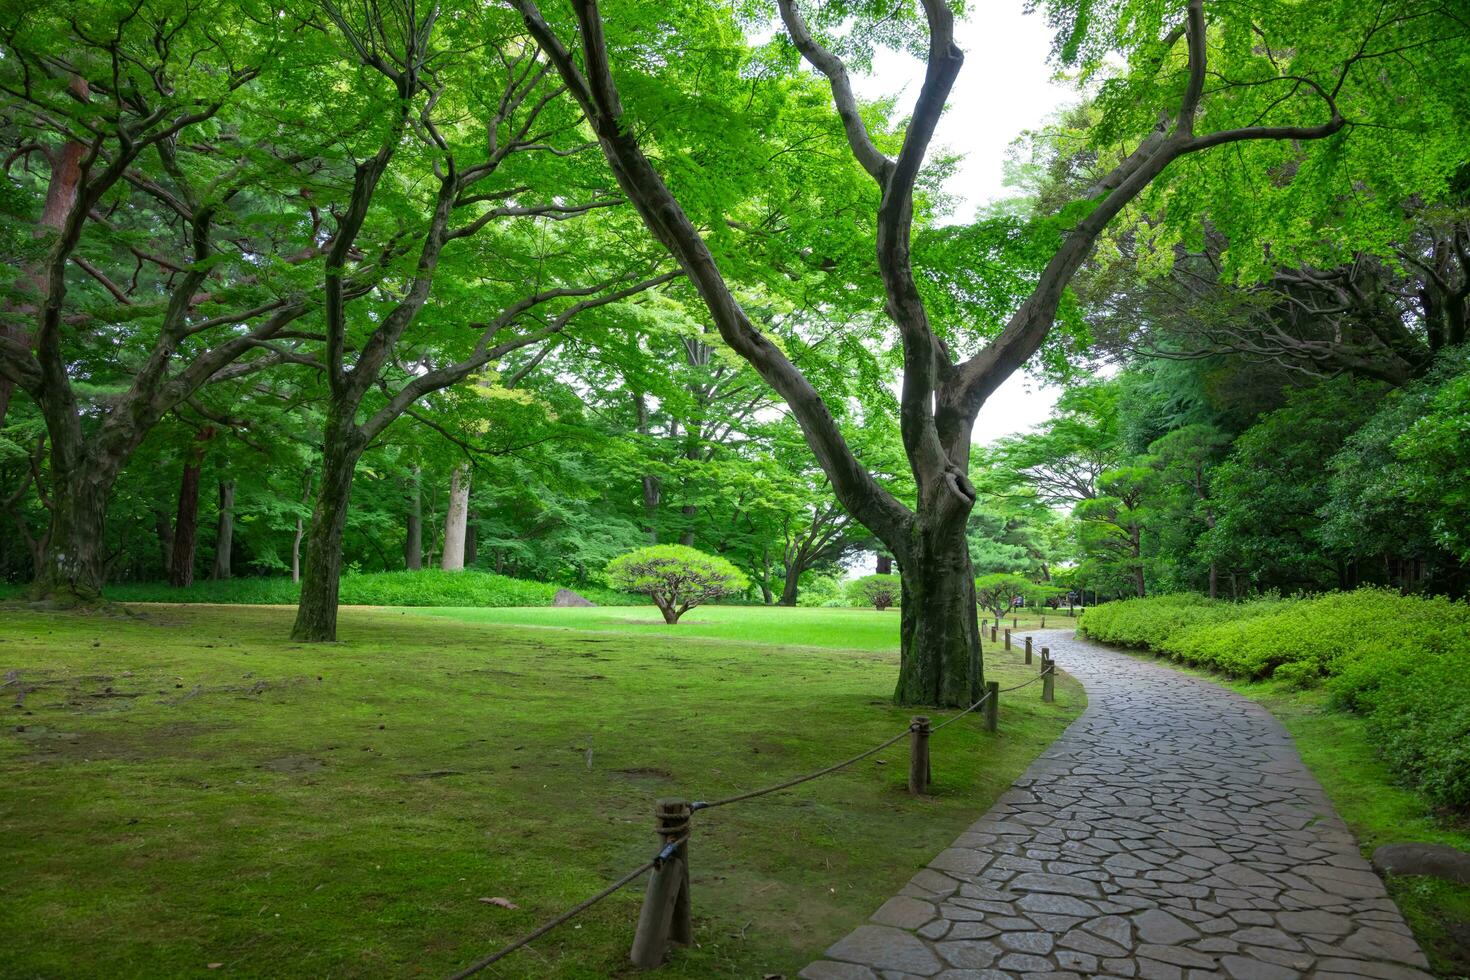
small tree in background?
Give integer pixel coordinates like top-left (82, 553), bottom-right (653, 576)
top-left (974, 574), bottom-right (1035, 627)
top-left (847, 574), bottom-right (900, 611)
top-left (606, 545), bottom-right (747, 624)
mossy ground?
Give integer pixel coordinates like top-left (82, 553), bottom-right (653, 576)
top-left (0, 603), bottom-right (1081, 978)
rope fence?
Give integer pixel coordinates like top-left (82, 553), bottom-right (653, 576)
top-left (446, 628), bottom-right (1065, 977)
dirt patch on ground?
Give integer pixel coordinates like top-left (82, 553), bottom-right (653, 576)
top-left (260, 754), bottom-right (325, 773)
top-left (10, 720), bottom-right (228, 764)
top-left (610, 766), bottom-right (675, 782)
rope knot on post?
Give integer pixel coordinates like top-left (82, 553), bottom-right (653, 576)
top-left (630, 799), bottom-right (693, 968)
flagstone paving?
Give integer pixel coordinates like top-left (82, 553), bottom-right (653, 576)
top-left (800, 631), bottom-right (1433, 980)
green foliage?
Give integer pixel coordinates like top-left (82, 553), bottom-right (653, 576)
top-left (795, 572), bottom-right (844, 607)
top-left (973, 573), bottom-right (1034, 623)
top-left (845, 574), bottom-right (900, 610)
top-left (605, 545), bottom-right (748, 623)
top-left (1080, 591), bottom-right (1470, 810)
top-left (100, 570), bottom-right (634, 608)
top-left (1392, 354), bottom-right (1470, 563)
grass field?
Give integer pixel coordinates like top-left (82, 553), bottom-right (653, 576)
top-left (0, 603), bottom-right (1081, 978)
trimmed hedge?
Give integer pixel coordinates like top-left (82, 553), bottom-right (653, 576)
top-left (1079, 590), bottom-right (1470, 811)
top-left (89, 569), bottom-right (637, 607)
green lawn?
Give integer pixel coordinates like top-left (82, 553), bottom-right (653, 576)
top-left (0, 603), bottom-right (1081, 979)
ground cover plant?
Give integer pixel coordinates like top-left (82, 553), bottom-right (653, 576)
top-left (0, 604), bottom-right (1081, 978)
top-left (15, 570), bottom-right (638, 609)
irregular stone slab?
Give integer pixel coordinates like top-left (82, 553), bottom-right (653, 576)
top-left (551, 587), bottom-right (595, 606)
top-left (798, 961), bottom-right (879, 980)
top-left (826, 924), bottom-right (943, 976)
top-left (1371, 842), bottom-right (1470, 885)
top-left (802, 632), bottom-right (1430, 979)
top-left (871, 896), bottom-right (937, 930)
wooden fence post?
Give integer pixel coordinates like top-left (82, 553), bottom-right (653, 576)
top-left (630, 799), bottom-right (692, 968)
top-left (983, 681), bottom-right (999, 733)
top-left (989, 623), bottom-right (997, 643)
top-left (1012, 616), bottom-right (1018, 629)
top-left (1024, 636), bottom-right (1032, 664)
top-left (1003, 628), bottom-right (1011, 651)
top-left (908, 716), bottom-right (931, 795)
top-left (1042, 658), bottom-right (1055, 704)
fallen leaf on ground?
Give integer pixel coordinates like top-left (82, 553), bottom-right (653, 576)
top-left (478, 897), bottom-right (518, 909)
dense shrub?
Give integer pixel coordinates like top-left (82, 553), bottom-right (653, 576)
top-left (846, 574), bottom-right (900, 610)
top-left (1080, 590), bottom-right (1470, 811)
top-left (93, 569), bottom-right (635, 607)
top-left (605, 545), bottom-right (747, 624)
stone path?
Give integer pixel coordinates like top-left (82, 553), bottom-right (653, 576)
top-left (800, 631), bottom-right (1434, 980)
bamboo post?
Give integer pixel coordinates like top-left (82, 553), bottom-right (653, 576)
top-left (983, 681), bottom-right (999, 733)
top-left (1024, 636), bottom-right (1033, 664)
top-left (1003, 628), bottom-right (1011, 651)
top-left (630, 799), bottom-right (692, 968)
top-left (1042, 660), bottom-right (1055, 703)
top-left (908, 716), bottom-right (931, 795)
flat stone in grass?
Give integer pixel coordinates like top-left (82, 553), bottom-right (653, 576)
top-left (1371, 842), bottom-right (1470, 885)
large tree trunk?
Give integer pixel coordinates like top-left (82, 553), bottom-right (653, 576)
top-left (404, 467), bottom-right (422, 570)
top-left (441, 464), bottom-right (470, 571)
top-left (169, 458), bottom-right (204, 588)
top-left (291, 424), bottom-right (363, 642)
top-left (31, 465), bottom-right (111, 605)
top-left (465, 517), bottom-right (477, 567)
top-left (780, 563), bottom-right (801, 606)
top-left (210, 480), bottom-right (234, 580)
top-left (893, 517), bottom-right (981, 707)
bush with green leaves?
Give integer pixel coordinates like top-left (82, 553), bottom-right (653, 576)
top-left (846, 574), bottom-right (900, 611)
top-left (605, 545), bottom-right (748, 624)
top-left (1080, 590), bottom-right (1470, 811)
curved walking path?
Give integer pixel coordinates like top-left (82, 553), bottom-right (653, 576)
top-left (801, 631), bottom-right (1433, 980)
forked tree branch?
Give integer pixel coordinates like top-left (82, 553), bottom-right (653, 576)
top-left (510, 0), bottom-right (917, 554)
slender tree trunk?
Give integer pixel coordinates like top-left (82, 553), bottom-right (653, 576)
top-left (291, 467), bottom-right (311, 584)
top-left (404, 466), bottom-right (422, 570)
top-left (210, 480), bottom-right (234, 580)
top-left (893, 516), bottom-right (981, 707)
top-left (441, 464), bottom-right (470, 571)
top-left (1207, 561), bottom-right (1218, 600)
top-left (1, 112), bottom-right (85, 430)
top-left (678, 503), bottom-right (697, 547)
top-left (154, 507), bottom-right (174, 578)
top-left (291, 422), bottom-right (363, 642)
top-left (169, 459), bottom-right (203, 588)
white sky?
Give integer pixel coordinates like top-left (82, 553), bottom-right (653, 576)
top-left (849, 3), bottom-right (1080, 446)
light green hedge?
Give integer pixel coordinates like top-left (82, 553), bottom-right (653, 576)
top-left (1079, 590), bottom-right (1470, 811)
top-left (93, 569), bottom-right (637, 607)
